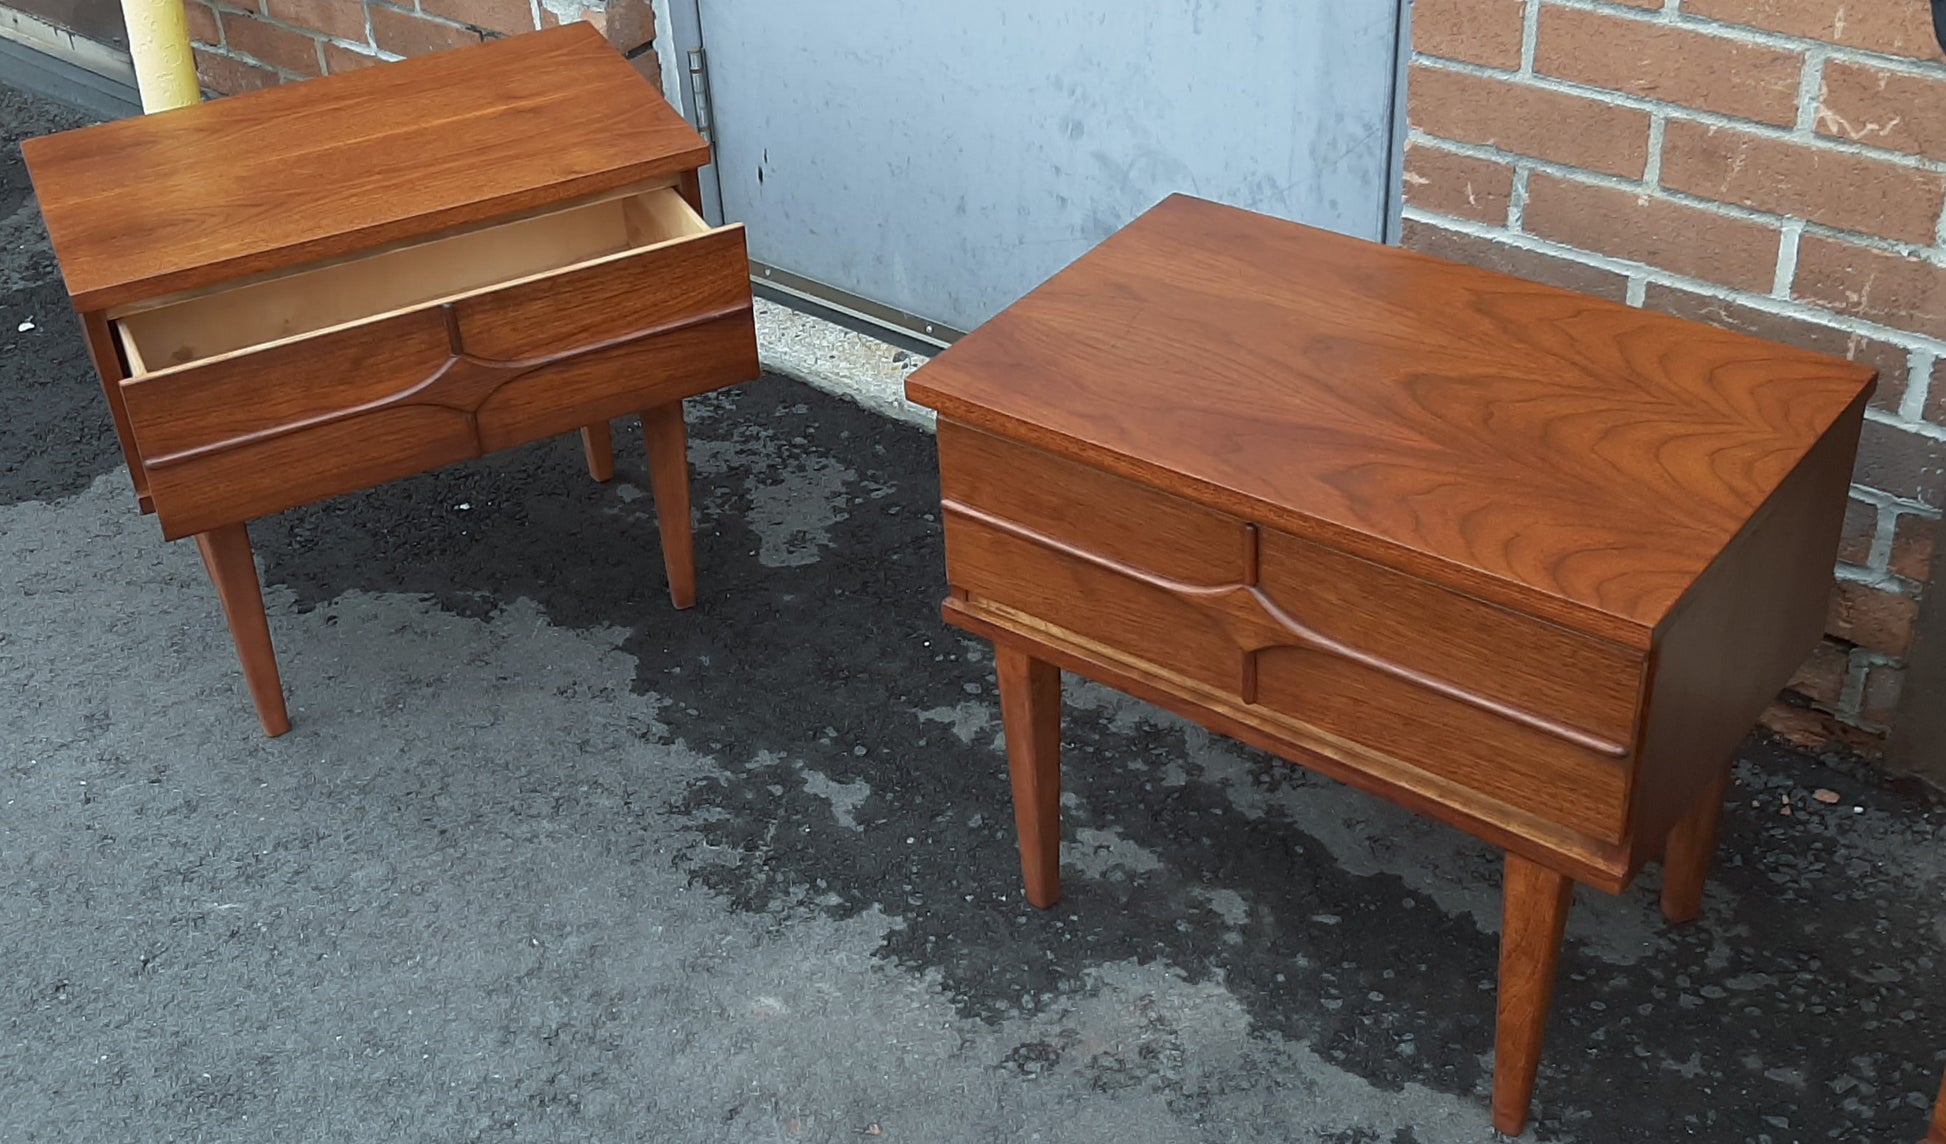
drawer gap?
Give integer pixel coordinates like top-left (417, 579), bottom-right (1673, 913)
top-left (115, 186), bottom-right (715, 376)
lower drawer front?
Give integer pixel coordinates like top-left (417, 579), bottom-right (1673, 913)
top-left (115, 188), bottom-right (756, 540)
top-left (1252, 646), bottom-right (1628, 841)
top-left (940, 430), bottom-right (1635, 843)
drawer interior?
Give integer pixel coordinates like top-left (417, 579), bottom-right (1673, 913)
top-left (114, 185), bottom-right (712, 375)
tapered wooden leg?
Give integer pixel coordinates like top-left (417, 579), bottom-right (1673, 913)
top-left (995, 645), bottom-right (1062, 909)
top-left (1494, 852), bottom-right (1573, 1137)
top-left (580, 421), bottom-right (615, 482)
top-left (640, 402), bottom-right (696, 609)
top-left (194, 523), bottom-right (290, 737)
top-left (1660, 770), bottom-right (1732, 924)
top-left (1928, 1068), bottom-right (1946, 1144)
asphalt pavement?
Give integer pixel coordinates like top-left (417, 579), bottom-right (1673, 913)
top-left (1, 79), bottom-right (1943, 1144)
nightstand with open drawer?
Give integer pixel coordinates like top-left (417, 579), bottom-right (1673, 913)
top-left (907, 194), bottom-right (1876, 1134)
top-left (23, 24), bottom-right (758, 735)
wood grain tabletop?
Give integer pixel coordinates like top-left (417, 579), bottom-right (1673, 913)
top-left (908, 194), bottom-right (1878, 644)
top-left (22, 23), bottom-right (707, 312)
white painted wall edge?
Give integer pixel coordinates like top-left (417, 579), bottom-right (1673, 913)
top-left (753, 297), bottom-right (936, 431)
top-left (649, 0), bottom-right (682, 112)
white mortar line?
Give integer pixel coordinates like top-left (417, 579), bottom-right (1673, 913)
top-left (1402, 204), bottom-right (1946, 358)
top-left (1508, 166), bottom-right (1531, 231)
top-left (1520, 0), bottom-right (1541, 76)
top-left (1793, 48), bottom-right (1827, 135)
top-left (1865, 404), bottom-right (1946, 444)
top-left (1847, 483), bottom-right (1943, 517)
top-left (1772, 220), bottom-right (1803, 299)
top-left (1643, 112), bottom-right (1666, 188)
top-left (1831, 560), bottom-right (1926, 601)
top-left (1625, 278), bottom-right (1647, 306)
top-left (1406, 124), bottom-right (1946, 259)
top-left (1544, 0), bottom-right (1946, 76)
top-left (1414, 56), bottom-right (1946, 180)
top-left (1838, 649), bottom-right (1870, 712)
top-left (1900, 348), bottom-right (1938, 421)
top-left (1866, 503), bottom-right (1900, 572)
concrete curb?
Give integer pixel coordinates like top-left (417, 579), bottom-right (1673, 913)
top-left (754, 297), bottom-right (937, 431)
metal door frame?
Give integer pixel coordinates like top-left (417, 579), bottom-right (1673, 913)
top-left (657, 0), bottom-right (1412, 347)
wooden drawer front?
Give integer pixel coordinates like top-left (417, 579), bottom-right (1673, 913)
top-left (1254, 528), bottom-right (1643, 750)
top-left (123, 309), bottom-right (478, 538)
top-left (112, 187), bottom-right (755, 539)
top-left (1254, 646), bottom-right (1629, 841)
top-left (467, 226), bottom-right (757, 450)
top-left (945, 509), bottom-right (1246, 695)
top-left (937, 421), bottom-right (1247, 585)
top-left (936, 425), bottom-right (1638, 843)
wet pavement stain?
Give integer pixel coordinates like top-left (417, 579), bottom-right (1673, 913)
top-left (236, 377), bottom-right (1945, 1143)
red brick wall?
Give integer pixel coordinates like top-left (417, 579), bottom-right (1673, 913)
top-left (1406, 0), bottom-right (1946, 749)
top-left (187, 0), bottom-right (657, 90)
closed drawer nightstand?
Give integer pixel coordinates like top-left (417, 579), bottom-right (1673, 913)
top-left (906, 193), bottom-right (1875, 1135)
top-left (24, 25), bottom-right (758, 735)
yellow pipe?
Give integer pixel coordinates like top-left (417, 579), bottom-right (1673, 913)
top-left (121, 0), bottom-right (201, 112)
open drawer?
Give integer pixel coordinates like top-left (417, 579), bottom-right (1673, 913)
top-left (113, 184), bottom-right (759, 540)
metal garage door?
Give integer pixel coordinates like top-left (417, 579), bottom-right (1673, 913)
top-left (663, 1), bottom-right (1408, 343)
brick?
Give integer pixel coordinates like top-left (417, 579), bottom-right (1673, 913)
top-left (369, 3), bottom-right (483, 55)
top-left (1684, 0), bottom-right (1946, 63)
top-left (1639, 283), bottom-right (1910, 412)
top-left (264, 0), bottom-right (368, 42)
top-left (220, 12), bottom-right (321, 75)
top-left (186, 0), bottom-right (221, 46)
top-left (1408, 64), bottom-right (1651, 179)
top-left (591, 0), bottom-right (652, 53)
top-left (1522, 172), bottom-right (1782, 292)
top-left (1828, 580), bottom-right (1921, 655)
top-left (1758, 700), bottom-right (1886, 752)
top-left (1860, 661), bottom-right (1905, 726)
top-left (193, 46), bottom-right (279, 92)
top-left (624, 45), bottom-right (658, 89)
top-left (1413, 0), bottom-right (1525, 70)
top-left (422, 0), bottom-right (536, 36)
top-left (1536, 6), bottom-right (1804, 127)
top-left (1890, 512), bottom-right (1938, 579)
top-left (1402, 143), bottom-right (1514, 225)
top-left (1817, 60), bottom-right (1946, 163)
top-left (1794, 235), bottom-right (1946, 342)
top-left (1661, 120), bottom-right (1946, 245)
top-left (1835, 496), bottom-right (1879, 565)
top-left (322, 40), bottom-right (384, 74)
top-left (1759, 700), bottom-right (1841, 750)
top-left (1399, 218), bottom-right (1631, 301)
top-left (1929, 358), bottom-right (1946, 428)
top-left (1787, 638), bottom-right (1852, 706)
top-left (1856, 418), bottom-right (1946, 508)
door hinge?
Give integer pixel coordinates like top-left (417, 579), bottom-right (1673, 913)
top-left (687, 47), bottom-right (715, 146)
